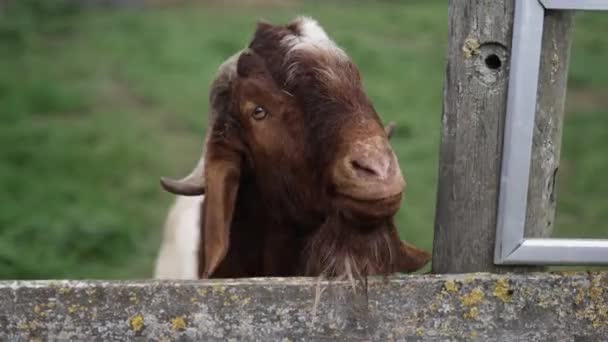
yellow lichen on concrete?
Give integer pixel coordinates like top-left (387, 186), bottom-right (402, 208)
top-left (493, 278), bottom-right (512, 303)
top-left (17, 320), bottom-right (40, 332)
top-left (129, 292), bottom-right (139, 304)
top-left (435, 289), bottom-right (447, 301)
top-left (66, 303), bottom-right (88, 314)
top-left (574, 287), bottom-right (585, 305)
top-left (574, 276), bottom-right (608, 328)
top-left (171, 316), bottom-right (187, 331)
top-left (590, 286), bottom-right (603, 302)
top-left (129, 314), bottom-right (145, 333)
top-left (33, 304), bottom-right (48, 318)
top-left (444, 280), bottom-right (459, 293)
top-left (463, 307), bottom-right (479, 320)
top-left (213, 285), bottom-right (226, 294)
top-left (471, 330), bottom-right (478, 338)
top-left (589, 275), bottom-right (608, 328)
top-left (461, 287), bottom-right (485, 306)
top-left (58, 287), bottom-right (71, 295)
top-left (463, 38), bottom-right (481, 59)
top-left (415, 328), bottom-right (424, 336)
top-left (198, 288), bottom-right (208, 296)
top-left (577, 306), bottom-right (600, 327)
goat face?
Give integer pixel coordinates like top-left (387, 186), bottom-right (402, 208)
top-left (248, 17), bottom-right (406, 223)
top-left (246, 17), bottom-right (429, 278)
top-left (160, 19), bottom-right (430, 279)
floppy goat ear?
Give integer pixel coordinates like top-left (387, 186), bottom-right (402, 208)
top-left (385, 224), bottom-right (431, 273)
top-left (160, 125), bottom-right (242, 279)
top-left (396, 240), bottom-right (432, 272)
top-left (197, 50), bottom-right (256, 278)
top-left (198, 134), bottom-right (242, 278)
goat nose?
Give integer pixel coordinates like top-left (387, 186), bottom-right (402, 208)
top-left (348, 156), bottom-right (390, 180)
top-left (343, 136), bottom-right (404, 187)
top-left (333, 136), bottom-right (405, 201)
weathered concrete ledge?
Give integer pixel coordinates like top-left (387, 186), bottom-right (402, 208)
top-left (0, 272), bottom-right (606, 341)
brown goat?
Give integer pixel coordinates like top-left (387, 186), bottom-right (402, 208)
top-left (157, 17), bottom-right (430, 280)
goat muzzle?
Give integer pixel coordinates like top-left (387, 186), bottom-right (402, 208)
top-left (334, 135), bottom-right (404, 192)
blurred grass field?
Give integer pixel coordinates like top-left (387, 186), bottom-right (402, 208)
top-left (0, 1), bottom-right (606, 279)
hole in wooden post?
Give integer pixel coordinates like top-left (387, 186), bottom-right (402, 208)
top-left (485, 54), bottom-right (502, 69)
top-left (471, 43), bottom-right (508, 86)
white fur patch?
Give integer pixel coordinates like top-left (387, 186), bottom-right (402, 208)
top-left (298, 16), bottom-right (330, 41)
top-left (154, 195), bottom-right (202, 279)
top-left (282, 16), bottom-right (347, 59)
top-left (281, 17), bottom-right (349, 87)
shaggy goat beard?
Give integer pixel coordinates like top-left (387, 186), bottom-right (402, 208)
top-left (303, 212), bottom-right (403, 288)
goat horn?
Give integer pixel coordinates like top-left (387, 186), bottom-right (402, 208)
top-left (160, 145), bottom-right (206, 196)
top-left (385, 122), bottom-right (396, 139)
top-left (160, 50), bottom-right (245, 197)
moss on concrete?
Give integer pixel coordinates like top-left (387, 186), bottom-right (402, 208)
top-left (0, 273), bottom-right (607, 341)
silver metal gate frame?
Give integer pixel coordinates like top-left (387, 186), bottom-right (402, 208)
top-left (494, 0), bottom-right (608, 265)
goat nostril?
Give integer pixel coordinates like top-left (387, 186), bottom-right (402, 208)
top-left (350, 159), bottom-right (379, 177)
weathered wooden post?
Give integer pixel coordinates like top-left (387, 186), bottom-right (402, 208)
top-left (432, 1), bottom-right (574, 273)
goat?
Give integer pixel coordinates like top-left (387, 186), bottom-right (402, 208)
top-left (154, 195), bottom-right (201, 279)
top-left (155, 17), bottom-right (431, 280)
top-left (154, 131), bottom-right (399, 280)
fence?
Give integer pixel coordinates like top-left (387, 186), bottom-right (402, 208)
top-left (1, 0), bottom-right (607, 341)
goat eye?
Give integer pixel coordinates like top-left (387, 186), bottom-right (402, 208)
top-left (252, 106), bottom-right (268, 120)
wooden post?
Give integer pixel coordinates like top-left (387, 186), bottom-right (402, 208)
top-left (525, 10), bottom-right (574, 240)
top-left (432, 1), bottom-right (574, 273)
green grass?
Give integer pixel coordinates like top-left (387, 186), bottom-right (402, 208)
top-left (0, 2), bottom-right (606, 279)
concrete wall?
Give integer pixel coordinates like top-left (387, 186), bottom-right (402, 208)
top-left (1, 272), bottom-right (606, 341)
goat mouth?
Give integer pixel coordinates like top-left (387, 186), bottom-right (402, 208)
top-left (334, 191), bottom-right (402, 219)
